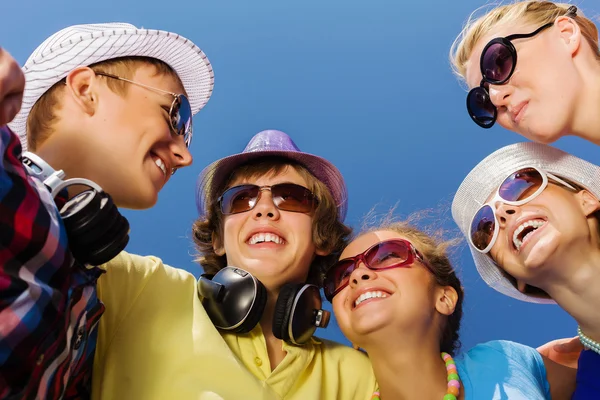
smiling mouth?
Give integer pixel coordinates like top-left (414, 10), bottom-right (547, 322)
top-left (512, 219), bottom-right (546, 251)
top-left (353, 290), bottom-right (389, 308)
top-left (150, 153), bottom-right (167, 176)
top-left (247, 232), bottom-right (285, 245)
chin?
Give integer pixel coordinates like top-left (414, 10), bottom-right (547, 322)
top-left (523, 120), bottom-right (567, 144)
top-left (113, 189), bottom-right (158, 210)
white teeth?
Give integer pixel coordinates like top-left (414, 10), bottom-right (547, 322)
top-left (354, 291), bottom-right (388, 308)
top-left (512, 219), bottom-right (545, 251)
top-left (154, 157), bottom-right (166, 176)
top-left (248, 232), bottom-right (284, 245)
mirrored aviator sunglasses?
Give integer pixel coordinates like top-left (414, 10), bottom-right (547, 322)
top-left (218, 183), bottom-right (317, 215)
top-left (171, 94), bottom-right (193, 148)
top-left (323, 239), bottom-right (424, 301)
top-left (469, 167), bottom-right (576, 253)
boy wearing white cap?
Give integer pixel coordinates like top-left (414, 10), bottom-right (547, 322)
top-left (0, 23), bottom-right (213, 399)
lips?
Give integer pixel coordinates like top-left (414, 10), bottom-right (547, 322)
top-left (509, 217), bottom-right (547, 252)
top-left (509, 101), bottom-right (528, 124)
top-left (150, 152), bottom-right (169, 180)
top-left (245, 228), bottom-right (287, 245)
top-left (351, 287), bottom-right (391, 309)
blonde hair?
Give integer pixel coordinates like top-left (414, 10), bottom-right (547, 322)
top-left (27, 56), bottom-right (180, 151)
top-left (450, 1), bottom-right (600, 83)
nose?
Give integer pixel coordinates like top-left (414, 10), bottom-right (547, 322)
top-left (488, 83), bottom-right (513, 109)
top-left (348, 261), bottom-right (377, 288)
top-left (252, 189), bottom-right (281, 221)
top-left (494, 201), bottom-right (519, 228)
top-left (169, 135), bottom-right (193, 169)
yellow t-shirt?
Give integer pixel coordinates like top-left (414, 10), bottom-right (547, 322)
top-left (92, 251), bottom-right (377, 400)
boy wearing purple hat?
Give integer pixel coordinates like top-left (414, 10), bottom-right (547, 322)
top-left (0, 22), bottom-right (213, 399)
top-left (93, 129), bottom-right (378, 399)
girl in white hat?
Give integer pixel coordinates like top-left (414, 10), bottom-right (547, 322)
top-left (452, 142), bottom-right (600, 398)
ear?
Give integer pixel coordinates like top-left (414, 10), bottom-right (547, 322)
top-left (434, 286), bottom-right (458, 317)
top-left (211, 232), bottom-right (225, 256)
top-left (64, 66), bottom-right (99, 116)
top-left (554, 14), bottom-right (581, 56)
top-left (577, 189), bottom-right (600, 217)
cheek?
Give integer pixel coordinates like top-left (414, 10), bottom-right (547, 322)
top-left (222, 218), bottom-right (243, 251)
top-left (332, 295), bottom-right (353, 336)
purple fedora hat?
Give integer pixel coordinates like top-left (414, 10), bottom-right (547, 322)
top-left (196, 129), bottom-right (348, 221)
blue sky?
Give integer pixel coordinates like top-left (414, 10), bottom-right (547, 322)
top-left (4, 0), bottom-right (599, 351)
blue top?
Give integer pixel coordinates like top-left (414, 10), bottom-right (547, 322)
top-left (573, 350), bottom-right (600, 399)
top-left (455, 340), bottom-right (551, 400)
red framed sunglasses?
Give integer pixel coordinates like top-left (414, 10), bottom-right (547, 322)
top-left (323, 239), bottom-right (431, 301)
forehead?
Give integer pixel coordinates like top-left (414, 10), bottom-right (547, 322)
top-left (464, 21), bottom-right (532, 88)
top-left (341, 230), bottom-right (408, 259)
top-left (228, 164), bottom-right (308, 187)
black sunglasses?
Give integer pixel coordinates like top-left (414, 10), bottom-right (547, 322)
top-left (466, 6), bottom-right (577, 128)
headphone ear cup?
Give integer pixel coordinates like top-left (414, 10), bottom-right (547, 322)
top-left (272, 283), bottom-right (304, 342)
top-left (60, 190), bottom-right (129, 266)
top-left (234, 278), bottom-right (267, 334)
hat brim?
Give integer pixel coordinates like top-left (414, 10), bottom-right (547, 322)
top-left (10, 25), bottom-right (214, 151)
top-left (452, 142), bottom-right (600, 304)
top-left (196, 150), bottom-right (348, 221)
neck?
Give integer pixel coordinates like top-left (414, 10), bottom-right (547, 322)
top-left (571, 61), bottom-right (600, 144)
top-left (260, 288), bottom-right (286, 371)
top-left (363, 330), bottom-right (453, 400)
top-left (540, 247), bottom-right (600, 341)
top-left (33, 141), bottom-right (88, 199)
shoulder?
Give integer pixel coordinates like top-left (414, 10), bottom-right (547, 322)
top-left (461, 340), bottom-right (544, 366)
top-left (315, 337), bottom-right (372, 367)
top-left (99, 251), bottom-right (194, 280)
top-left (457, 340), bottom-right (550, 399)
top-left (97, 251), bottom-right (197, 297)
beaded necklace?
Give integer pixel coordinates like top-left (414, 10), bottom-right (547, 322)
top-left (578, 326), bottom-right (600, 355)
top-left (371, 352), bottom-right (462, 400)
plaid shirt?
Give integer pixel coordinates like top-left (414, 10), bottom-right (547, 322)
top-left (0, 126), bottom-right (104, 399)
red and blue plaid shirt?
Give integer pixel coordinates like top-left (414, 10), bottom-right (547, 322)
top-left (0, 126), bottom-right (104, 399)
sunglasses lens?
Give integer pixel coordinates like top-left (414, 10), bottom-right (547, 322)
top-left (172, 95), bottom-right (193, 147)
top-left (220, 185), bottom-right (259, 214)
top-left (366, 241), bottom-right (410, 269)
top-left (482, 42), bottom-right (514, 83)
top-left (499, 168), bottom-right (544, 202)
top-left (324, 259), bottom-right (355, 300)
top-left (271, 183), bottom-right (316, 213)
top-left (467, 86), bottom-right (497, 128)
top-left (470, 205), bottom-right (496, 251)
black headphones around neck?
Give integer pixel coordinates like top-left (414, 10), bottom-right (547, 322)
top-left (198, 267), bottom-right (330, 345)
top-left (21, 152), bottom-right (130, 266)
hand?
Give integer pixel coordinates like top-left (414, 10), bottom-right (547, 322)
top-left (0, 47), bottom-right (24, 126)
top-left (537, 336), bottom-right (582, 369)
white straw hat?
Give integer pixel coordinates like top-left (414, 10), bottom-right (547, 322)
top-left (9, 22), bottom-right (214, 151)
top-left (452, 142), bottom-right (600, 304)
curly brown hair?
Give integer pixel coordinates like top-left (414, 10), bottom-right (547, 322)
top-left (192, 156), bottom-right (352, 285)
top-left (358, 211), bottom-right (464, 355)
